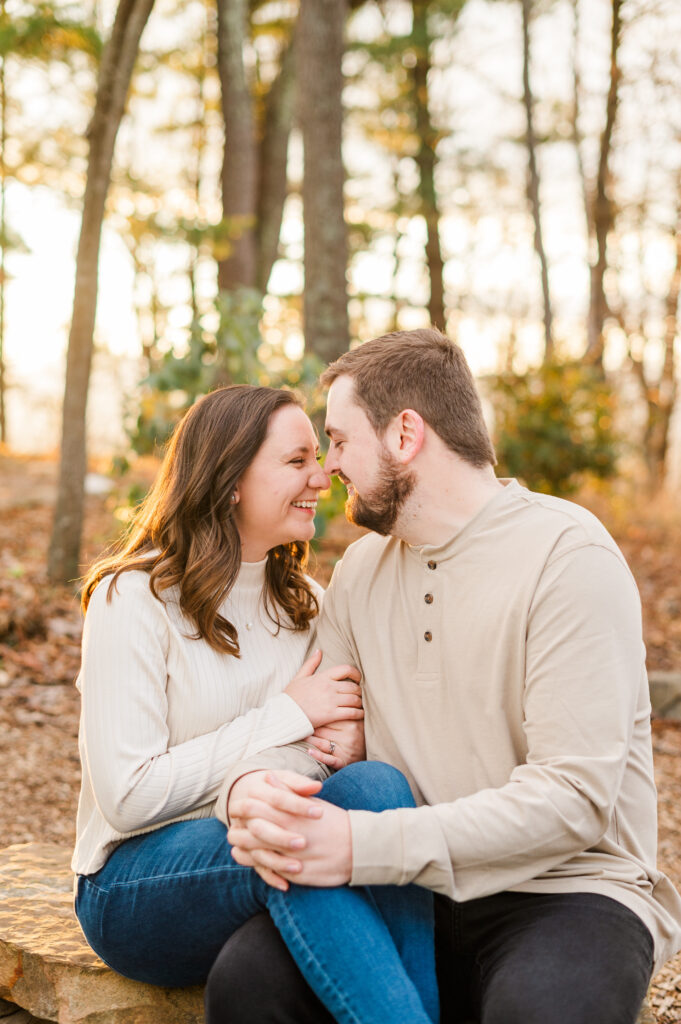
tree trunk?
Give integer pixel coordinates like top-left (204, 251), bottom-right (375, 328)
top-left (0, 0), bottom-right (7, 445)
top-left (256, 38), bottom-right (296, 293)
top-left (412, 0), bottom-right (445, 330)
top-left (570, 0), bottom-right (591, 239)
top-left (299, 0), bottom-right (350, 364)
top-left (521, 0), bottom-right (553, 361)
top-left (644, 185), bottom-right (680, 491)
top-left (47, 0), bottom-right (155, 583)
top-left (188, 0), bottom-right (209, 320)
top-left (216, 0), bottom-right (258, 291)
top-left (585, 0), bottom-right (623, 365)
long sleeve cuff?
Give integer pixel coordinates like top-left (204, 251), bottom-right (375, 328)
top-left (348, 805), bottom-right (455, 895)
top-left (215, 742), bottom-right (330, 825)
top-left (263, 692), bottom-right (314, 743)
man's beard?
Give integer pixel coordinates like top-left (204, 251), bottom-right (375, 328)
top-left (345, 447), bottom-right (416, 536)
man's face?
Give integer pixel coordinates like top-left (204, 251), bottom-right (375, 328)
top-left (324, 376), bottom-right (415, 536)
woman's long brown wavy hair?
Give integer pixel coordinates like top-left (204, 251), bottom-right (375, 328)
top-left (82, 386), bottom-right (319, 655)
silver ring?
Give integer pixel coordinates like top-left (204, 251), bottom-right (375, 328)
top-left (329, 741), bottom-right (336, 755)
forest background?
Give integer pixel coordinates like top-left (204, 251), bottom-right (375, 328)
top-left (1, 0), bottom-right (681, 1019)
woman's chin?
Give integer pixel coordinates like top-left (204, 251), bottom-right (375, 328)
top-left (272, 526), bottom-right (316, 549)
top-left (297, 523), bottom-right (317, 545)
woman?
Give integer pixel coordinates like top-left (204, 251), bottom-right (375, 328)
top-left (73, 385), bottom-right (438, 1024)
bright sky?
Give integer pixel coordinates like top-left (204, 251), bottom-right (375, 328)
top-left (4, 0), bottom-right (679, 452)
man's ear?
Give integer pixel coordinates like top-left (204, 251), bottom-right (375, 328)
top-left (386, 409), bottom-right (425, 464)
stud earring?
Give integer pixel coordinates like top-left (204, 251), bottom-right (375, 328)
top-left (230, 493), bottom-right (237, 504)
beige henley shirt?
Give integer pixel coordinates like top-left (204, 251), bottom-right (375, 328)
top-left (218, 480), bottom-right (681, 973)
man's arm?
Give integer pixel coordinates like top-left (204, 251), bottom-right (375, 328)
top-left (230, 544), bottom-right (648, 897)
top-left (346, 543), bottom-right (646, 897)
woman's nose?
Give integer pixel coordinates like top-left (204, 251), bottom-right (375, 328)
top-left (311, 464), bottom-right (332, 490)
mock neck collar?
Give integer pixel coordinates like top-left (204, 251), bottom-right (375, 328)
top-left (236, 555), bottom-right (268, 590)
top-left (404, 478), bottom-right (520, 564)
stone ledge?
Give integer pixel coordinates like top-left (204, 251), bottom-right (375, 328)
top-left (0, 995), bottom-right (51, 1022)
top-left (0, 843), bottom-right (658, 1024)
top-left (0, 844), bottom-right (203, 1024)
top-left (649, 671), bottom-right (681, 720)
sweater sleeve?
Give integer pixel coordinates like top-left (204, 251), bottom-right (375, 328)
top-left (348, 544), bottom-right (646, 898)
top-left (80, 575), bottom-right (313, 835)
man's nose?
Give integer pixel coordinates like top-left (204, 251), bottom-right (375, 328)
top-left (323, 449), bottom-right (339, 476)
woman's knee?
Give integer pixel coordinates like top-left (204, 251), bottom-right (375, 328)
top-left (321, 760), bottom-right (416, 812)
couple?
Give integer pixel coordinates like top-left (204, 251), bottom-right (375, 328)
top-left (72, 328), bottom-right (681, 1024)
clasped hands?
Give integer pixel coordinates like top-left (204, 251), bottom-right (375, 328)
top-left (228, 770), bottom-right (353, 892)
top-left (228, 652), bottom-right (364, 891)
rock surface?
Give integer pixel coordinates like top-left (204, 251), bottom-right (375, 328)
top-left (0, 844), bottom-right (204, 1024)
top-left (0, 842), bottom-right (661, 1024)
top-left (649, 671), bottom-right (681, 721)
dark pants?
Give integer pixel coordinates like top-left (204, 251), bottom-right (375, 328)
top-left (204, 890), bottom-right (653, 1024)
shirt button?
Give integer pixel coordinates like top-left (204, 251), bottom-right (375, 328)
top-left (427, 560), bottom-right (437, 570)
top-left (245, 622), bottom-right (253, 631)
top-left (424, 631), bottom-right (432, 642)
top-left (424, 593), bottom-right (433, 604)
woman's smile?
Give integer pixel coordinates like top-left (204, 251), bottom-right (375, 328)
top-left (292, 499), bottom-right (318, 514)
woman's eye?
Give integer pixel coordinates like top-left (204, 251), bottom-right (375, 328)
top-left (290, 458), bottom-right (305, 465)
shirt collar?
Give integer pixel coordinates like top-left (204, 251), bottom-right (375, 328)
top-left (236, 555), bottom-right (268, 591)
top-left (405, 478), bottom-right (520, 564)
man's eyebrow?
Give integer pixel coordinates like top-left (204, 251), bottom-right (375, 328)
top-left (325, 425), bottom-right (345, 439)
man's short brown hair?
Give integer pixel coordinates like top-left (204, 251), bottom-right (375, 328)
top-left (320, 327), bottom-right (496, 468)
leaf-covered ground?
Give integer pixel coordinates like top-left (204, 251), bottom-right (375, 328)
top-left (0, 455), bottom-right (680, 1018)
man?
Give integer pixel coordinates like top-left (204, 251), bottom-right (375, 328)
top-left (209, 328), bottom-right (681, 1023)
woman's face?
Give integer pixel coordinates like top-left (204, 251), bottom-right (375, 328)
top-left (234, 404), bottom-right (331, 561)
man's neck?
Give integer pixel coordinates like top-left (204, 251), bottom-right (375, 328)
top-left (393, 460), bottom-right (503, 547)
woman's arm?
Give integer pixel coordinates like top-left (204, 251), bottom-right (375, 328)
top-left (80, 575), bottom-right (318, 834)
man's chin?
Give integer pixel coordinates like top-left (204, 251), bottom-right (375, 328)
top-left (345, 493), bottom-right (392, 535)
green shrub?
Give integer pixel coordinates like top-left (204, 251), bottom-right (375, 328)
top-left (129, 288), bottom-right (325, 456)
top-left (490, 360), bottom-right (618, 497)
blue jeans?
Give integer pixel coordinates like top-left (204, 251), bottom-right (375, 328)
top-left (76, 761), bottom-right (439, 1024)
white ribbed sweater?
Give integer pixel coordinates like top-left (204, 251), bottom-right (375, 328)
top-left (72, 559), bottom-right (321, 875)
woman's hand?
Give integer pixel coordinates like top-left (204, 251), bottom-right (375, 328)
top-left (306, 719), bottom-right (366, 771)
top-left (285, 650), bottom-right (363, 729)
top-left (228, 770), bottom-right (352, 891)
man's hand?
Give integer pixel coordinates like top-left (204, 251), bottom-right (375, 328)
top-left (227, 770), bottom-right (323, 826)
top-left (228, 771), bottom-right (353, 891)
